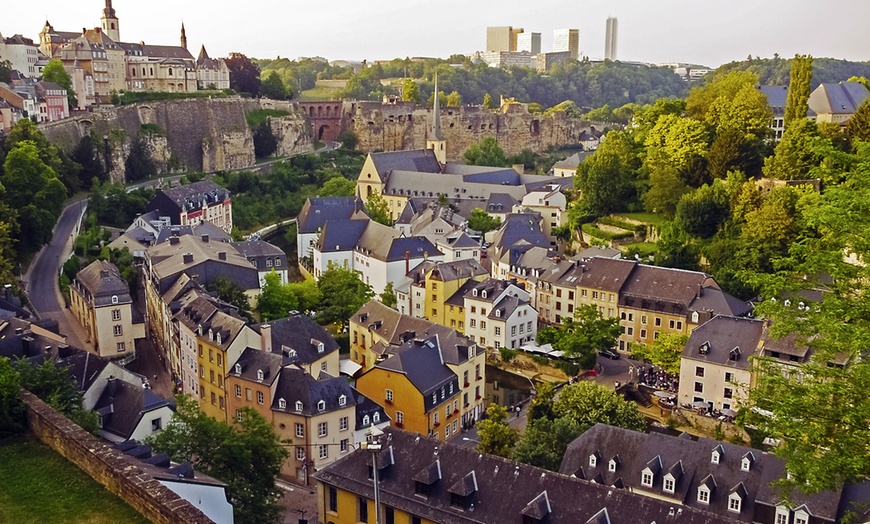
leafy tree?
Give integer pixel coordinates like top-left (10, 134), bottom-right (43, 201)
top-left (379, 281), bottom-right (397, 308)
top-left (0, 357), bottom-right (25, 437)
top-left (512, 416), bottom-right (584, 471)
top-left (42, 58), bottom-right (77, 108)
top-left (14, 358), bottom-right (99, 433)
top-left (285, 279), bottom-right (322, 313)
top-left (401, 78), bottom-right (420, 104)
top-left (338, 130), bottom-right (358, 150)
top-left (253, 121), bottom-right (278, 158)
top-left (483, 93), bottom-right (495, 109)
top-left (257, 271), bottom-right (299, 321)
top-left (316, 264), bottom-right (374, 325)
top-left (584, 104), bottom-right (613, 122)
top-left (547, 306), bottom-right (620, 370)
top-left (365, 192), bottom-right (392, 226)
top-left (260, 71), bottom-right (288, 100)
top-left (147, 395), bottom-right (289, 524)
top-left (318, 176), bottom-right (356, 197)
top-left (0, 60), bottom-right (11, 84)
top-left (642, 166), bottom-right (689, 219)
top-left (574, 149), bottom-right (635, 219)
top-left (553, 381), bottom-right (647, 432)
top-left (527, 381), bottom-right (556, 421)
top-left (463, 137), bottom-right (508, 167)
top-left (644, 113), bottom-right (711, 176)
top-left (2, 141), bottom-right (56, 209)
top-left (705, 82), bottom-right (772, 140)
top-left (545, 100), bottom-right (583, 119)
top-left (70, 135), bottom-right (106, 189)
top-left (784, 54), bottom-right (813, 128)
top-left (686, 70), bottom-right (759, 120)
top-left (629, 333), bottom-right (688, 376)
top-left (445, 90), bottom-right (462, 106)
top-left (674, 183), bottom-right (730, 239)
top-left (846, 99), bottom-right (870, 144)
top-left (208, 277), bottom-right (252, 320)
top-left (466, 208), bottom-right (500, 234)
top-left (124, 136), bottom-right (157, 182)
top-left (762, 119), bottom-right (821, 180)
top-left (226, 52), bottom-right (261, 96)
top-left (475, 403), bottom-right (518, 457)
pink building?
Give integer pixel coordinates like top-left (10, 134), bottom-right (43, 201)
top-left (36, 81), bottom-right (69, 122)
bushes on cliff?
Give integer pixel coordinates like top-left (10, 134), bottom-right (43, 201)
top-left (124, 136), bottom-right (157, 182)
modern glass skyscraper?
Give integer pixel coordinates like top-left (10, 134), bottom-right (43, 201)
top-left (605, 17), bottom-right (618, 61)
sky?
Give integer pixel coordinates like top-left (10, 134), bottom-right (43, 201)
top-left (4, 0), bottom-right (870, 67)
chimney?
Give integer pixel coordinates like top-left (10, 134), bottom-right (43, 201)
top-left (100, 269), bottom-right (110, 278)
top-left (201, 234), bottom-right (209, 243)
top-left (260, 324), bottom-right (272, 352)
top-left (169, 236), bottom-right (180, 245)
top-left (405, 250), bottom-right (411, 274)
top-left (218, 251), bottom-right (227, 260)
top-left (182, 253), bottom-right (193, 264)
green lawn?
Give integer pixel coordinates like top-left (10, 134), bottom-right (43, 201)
top-left (0, 438), bottom-right (151, 524)
top-left (620, 242), bottom-right (659, 257)
top-left (614, 212), bottom-right (667, 226)
top-left (298, 80), bottom-right (345, 101)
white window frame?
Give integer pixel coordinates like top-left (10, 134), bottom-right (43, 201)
top-left (339, 416), bottom-right (348, 431)
top-left (728, 494), bottom-right (741, 513)
top-left (698, 487), bottom-right (710, 504)
top-left (295, 423), bottom-right (304, 438)
top-left (641, 471), bottom-right (653, 488)
top-left (664, 476), bottom-right (674, 493)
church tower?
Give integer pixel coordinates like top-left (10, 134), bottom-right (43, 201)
top-left (180, 23), bottom-right (188, 50)
top-left (101, 0), bottom-right (120, 41)
top-left (426, 74), bottom-right (447, 164)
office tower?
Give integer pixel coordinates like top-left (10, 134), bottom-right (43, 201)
top-left (517, 32), bottom-right (542, 55)
top-left (605, 17), bottom-right (618, 60)
top-left (487, 26), bottom-right (524, 52)
top-left (553, 29), bottom-right (580, 60)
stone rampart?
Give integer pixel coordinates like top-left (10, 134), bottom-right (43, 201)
top-left (21, 390), bottom-right (216, 524)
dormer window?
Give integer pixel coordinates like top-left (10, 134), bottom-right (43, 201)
top-left (664, 475), bottom-right (675, 493)
top-left (317, 341), bottom-right (325, 353)
top-left (373, 412), bottom-right (380, 423)
top-left (728, 492), bottom-right (742, 513)
top-left (468, 346), bottom-right (473, 360)
top-left (257, 369), bottom-right (264, 381)
top-left (363, 415), bottom-right (370, 426)
top-left (234, 363), bottom-right (241, 374)
top-left (295, 401), bottom-right (303, 412)
top-left (338, 395), bottom-right (347, 407)
top-left (208, 329), bottom-right (214, 341)
top-left (481, 290), bottom-right (487, 298)
top-left (111, 295), bottom-right (119, 304)
top-left (589, 453), bottom-right (598, 467)
top-left (729, 347), bottom-right (740, 361)
top-left (496, 309), bottom-right (501, 317)
top-left (472, 289), bottom-right (478, 297)
top-left (741, 453), bottom-right (754, 472)
top-left (691, 311), bottom-right (699, 323)
top-left (197, 324), bottom-right (203, 335)
top-left (608, 459), bottom-right (617, 472)
top-left (641, 470), bottom-right (653, 487)
top-left (216, 332), bottom-right (222, 345)
top-left (318, 400), bottom-right (326, 412)
top-left (698, 486), bottom-right (711, 504)
top-left (699, 341), bottom-right (710, 355)
top-left (711, 445), bottom-right (723, 464)
top-left (278, 398), bottom-right (286, 409)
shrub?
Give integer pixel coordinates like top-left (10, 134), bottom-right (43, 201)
top-left (499, 348), bottom-right (518, 362)
top-left (555, 359), bottom-right (580, 376)
top-left (582, 223), bottom-right (634, 241)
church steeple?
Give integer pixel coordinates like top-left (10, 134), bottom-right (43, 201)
top-left (101, 0), bottom-right (120, 41)
top-left (180, 22), bottom-right (187, 50)
top-left (426, 73), bottom-right (447, 164)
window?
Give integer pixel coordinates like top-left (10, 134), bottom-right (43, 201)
top-left (278, 398), bottom-right (286, 409)
top-left (480, 321), bottom-right (486, 330)
top-left (112, 309), bottom-right (121, 321)
top-left (318, 400), bottom-right (326, 411)
top-left (664, 477), bottom-right (674, 493)
top-left (211, 392), bottom-right (216, 404)
top-left (341, 439), bottom-right (349, 453)
top-left (775, 513), bottom-right (789, 524)
top-left (246, 388), bottom-right (252, 400)
top-left (794, 513), bottom-right (808, 524)
top-left (641, 315), bottom-right (647, 324)
top-left (295, 423), bottom-right (304, 438)
top-left (236, 410), bottom-right (243, 422)
top-left (725, 372), bottom-right (735, 383)
top-left (296, 447), bottom-right (305, 460)
top-left (151, 417), bottom-right (162, 431)
top-left (655, 317), bottom-right (662, 327)
top-left (696, 366), bottom-right (705, 377)
top-left (724, 387), bottom-right (733, 399)
top-left (433, 412), bottom-right (439, 425)
top-left (396, 411), bottom-right (404, 424)
top-left (698, 487), bottom-right (710, 503)
top-left (511, 326), bottom-right (517, 336)
top-left (694, 382), bottom-right (703, 393)
top-left (475, 364), bottom-right (481, 380)
top-left (494, 326), bottom-right (501, 336)
top-left (340, 416), bottom-right (348, 431)
top-left (592, 291), bottom-right (598, 299)
top-left (113, 325), bottom-right (123, 336)
top-left (111, 295), bottom-right (118, 305)
top-left (257, 369), bottom-right (264, 381)
top-left (445, 422), bottom-right (451, 438)
top-left (257, 391), bottom-right (264, 404)
top-left (589, 454), bottom-right (597, 467)
top-left (373, 412), bottom-right (380, 423)
top-left (219, 397), bottom-right (224, 410)
top-left (640, 329), bottom-right (647, 338)
top-left (729, 496), bottom-right (742, 512)
top-left (470, 319), bottom-right (476, 328)
top-left (642, 472), bottom-right (653, 487)
top-left (209, 349), bottom-right (214, 362)
top-left (235, 385), bottom-right (242, 398)
top-left (217, 354), bottom-right (222, 367)
top-left (328, 486), bottom-right (338, 512)
top-left (669, 320), bottom-right (675, 329)
top-left (339, 395), bottom-right (347, 406)
top-left (386, 389), bottom-right (393, 402)
top-left (319, 444), bottom-right (328, 459)
top-left (318, 421), bottom-right (328, 437)
top-left (116, 342), bottom-right (125, 352)
top-left (210, 370), bottom-right (215, 384)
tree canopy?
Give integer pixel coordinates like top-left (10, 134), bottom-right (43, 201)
top-left (226, 52), bottom-right (261, 96)
top-left (42, 58), bottom-right (77, 107)
top-left (537, 305), bottom-right (620, 370)
top-left (316, 264), bottom-right (374, 325)
top-left (476, 403), bottom-right (518, 457)
top-left (466, 208), bottom-right (500, 234)
top-left (463, 137), bottom-right (508, 167)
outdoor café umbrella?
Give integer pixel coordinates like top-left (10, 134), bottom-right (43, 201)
top-left (692, 401), bottom-right (709, 409)
top-left (721, 408), bottom-right (738, 418)
top-left (653, 390), bottom-right (671, 398)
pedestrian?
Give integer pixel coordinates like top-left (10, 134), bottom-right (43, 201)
top-left (153, 374), bottom-right (157, 382)
top-left (515, 405), bottom-right (521, 418)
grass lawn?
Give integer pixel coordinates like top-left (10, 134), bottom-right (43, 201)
top-left (620, 242), bottom-right (659, 257)
top-left (0, 438), bottom-right (151, 524)
top-left (615, 212), bottom-right (667, 226)
top-left (298, 80), bottom-right (345, 101)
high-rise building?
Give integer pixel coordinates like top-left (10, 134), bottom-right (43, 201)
top-left (486, 26), bottom-right (524, 52)
top-left (605, 17), bottom-right (618, 61)
top-left (517, 32), bottom-right (541, 55)
top-left (553, 29), bottom-right (580, 60)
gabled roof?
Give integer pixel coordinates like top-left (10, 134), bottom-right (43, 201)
top-left (316, 219), bottom-right (368, 253)
top-left (369, 149), bottom-right (442, 181)
top-left (808, 81), bottom-right (870, 115)
top-left (683, 315), bottom-right (764, 369)
top-left (117, 41), bottom-right (195, 60)
top-left (253, 313), bottom-right (339, 365)
top-left (758, 85), bottom-right (788, 110)
top-left (428, 259), bottom-right (488, 282)
top-left (229, 347), bottom-right (284, 385)
top-left (74, 260), bottom-right (132, 306)
top-left (373, 335), bottom-right (458, 405)
top-left (94, 379), bottom-right (174, 439)
top-left (271, 366), bottom-right (363, 417)
top-left (485, 192), bottom-right (516, 213)
top-left (297, 196), bottom-right (367, 234)
top-left (492, 213), bottom-right (550, 255)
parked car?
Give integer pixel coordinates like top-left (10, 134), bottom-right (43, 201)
top-left (598, 349), bottom-right (620, 360)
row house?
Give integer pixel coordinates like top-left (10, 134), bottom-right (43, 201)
top-left (514, 185), bottom-right (568, 246)
top-left (145, 180), bottom-right (233, 234)
top-left (394, 259), bottom-right (488, 326)
top-left (350, 301), bottom-right (486, 426)
top-left (491, 212), bottom-right (552, 280)
top-left (460, 278), bottom-right (537, 350)
top-left (295, 196), bottom-right (368, 260)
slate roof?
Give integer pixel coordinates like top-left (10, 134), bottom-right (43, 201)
top-left (440, 231), bottom-right (479, 249)
top-left (117, 41), bottom-right (195, 61)
top-left (314, 427), bottom-right (737, 524)
top-left (297, 196), bottom-right (367, 234)
top-left (487, 294), bottom-right (526, 320)
top-left (555, 257), bottom-right (637, 292)
top-left (462, 278), bottom-right (512, 304)
top-left (94, 378), bottom-right (174, 440)
top-left (229, 347), bottom-right (284, 385)
top-left (682, 316), bottom-right (764, 370)
top-left (427, 259), bottom-right (488, 282)
top-left (690, 287), bottom-right (752, 317)
top-left (808, 82), bottom-right (870, 115)
top-left (74, 260), bottom-right (132, 306)
top-left (485, 192), bottom-right (518, 213)
top-left (758, 85), bottom-right (788, 114)
top-left (491, 213), bottom-right (550, 258)
top-left (385, 236), bottom-right (441, 263)
top-left (560, 424), bottom-right (844, 523)
top-left (253, 313), bottom-right (339, 365)
top-left (552, 151), bottom-right (592, 170)
top-left (620, 264), bottom-right (709, 310)
top-left (271, 366), bottom-right (354, 416)
top-left (153, 180), bottom-right (230, 213)
top-left (231, 239), bottom-right (285, 258)
top-left (146, 233), bottom-right (259, 293)
top-left (316, 219), bottom-right (369, 253)
top-left (575, 246), bottom-right (622, 259)
top-left (374, 335), bottom-right (460, 410)
top-left (370, 150), bottom-right (442, 181)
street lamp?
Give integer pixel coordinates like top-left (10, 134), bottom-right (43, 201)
top-left (362, 424), bottom-right (385, 524)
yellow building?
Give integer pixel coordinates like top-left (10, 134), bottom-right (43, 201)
top-left (424, 260), bottom-right (488, 327)
top-left (193, 309), bottom-right (247, 421)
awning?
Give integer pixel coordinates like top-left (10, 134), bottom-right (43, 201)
top-left (339, 359), bottom-right (363, 377)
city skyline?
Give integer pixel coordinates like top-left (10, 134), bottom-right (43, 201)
top-left (3, 0), bottom-right (869, 67)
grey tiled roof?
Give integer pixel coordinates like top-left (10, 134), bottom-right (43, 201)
top-left (758, 85), bottom-right (788, 111)
top-left (808, 82), bottom-right (870, 115)
top-left (682, 315), bottom-right (764, 370)
top-left (94, 379), bottom-right (174, 440)
top-left (375, 335), bottom-right (459, 410)
top-left (370, 150), bottom-right (442, 181)
top-left (314, 427), bottom-right (738, 524)
top-left (485, 192), bottom-right (518, 213)
top-left (229, 347), bottom-right (284, 385)
top-left (316, 219), bottom-right (368, 253)
top-left (253, 314), bottom-right (339, 365)
top-left (428, 259), bottom-right (488, 282)
top-left (297, 196), bottom-right (367, 234)
top-left (75, 260), bottom-right (132, 306)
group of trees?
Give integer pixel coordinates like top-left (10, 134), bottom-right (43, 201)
top-left (477, 382), bottom-right (646, 471)
top-left (257, 265), bottom-right (373, 325)
top-left (537, 306), bottom-right (621, 370)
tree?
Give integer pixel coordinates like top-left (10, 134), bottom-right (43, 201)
top-left (463, 137), bottom-right (508, 167)
top-left (365, 192), bottom-right (392, 226)
top-left (124, 136), bottom-right (157, 182)
top-left (285, 279), bottom-right (322, 313)
top-left (643, 166), bottom-right (689, 219)
top-left (629, 333), bottom-right (688, 376)
top-left (0, 357), bottom-right (25, 437)
top-left (226, 52), bottom-right (262, 96)
top-left (42, 58), bottom-right (77, 108)
top-left (446, 90), bottom-right (462, 106)
top-left (257, 271), bottom-right (299, 321)
top-left (548, 306), bottom-right (620, 370)
top-left (318, 176), bottom-right (356, 197)
top-left (147, 395), bottom-right (288, 524)
top-left (379, 281), bottom-right (397, 309)
top-left (466, 208), bottom-right (500, 234)
top-left (2, 141), bottom-right (56, 209)
top-left (253, 121), bottom-right (278, 158)
top-left (316, 264), bottom-right (374, 325)
top-left (483, 93), bottom-right (495, 109)
top-left (70, 135), bottom-right (106, 189)
top-left (512, 416), bottom-right (584, 471)
top-left (762, 119), bottom-right (821, 180)
top-left (846, 99), bottom-right (870, 144)
top-left (784, 54), bottom-right (813, 128)
top-left (674, 183), bottom-right (730, 239)
top-left (553, 381), bottom-right (647, 432)
top-left (260, 71), bottom-right (288, 100)
top-left (574, 134), bottom-right (637, 219)
top-left (208, 277), bottom-right (252, 320)
top-left (338, 130), bottom-right (358, 150)
top-left (686, 70), bottom-right (759, 119)
top-left (0, 60), bottom-right (12, 84)
top-left (13, 358), bottom-right (99, 433)
top-left (476, 403), bottom-right (518, 457)
top-left (401, 78), bottom-right (420, 104)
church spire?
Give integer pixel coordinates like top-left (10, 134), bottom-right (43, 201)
top-left (180, 22), bottom-right (187, 49)
top-left (426, 73), bottom-right (447, 164)
top-left (101, 0), bottom-right (119, 41)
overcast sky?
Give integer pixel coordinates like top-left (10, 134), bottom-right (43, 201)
top-left (5, 0), bottom-right (870, 67)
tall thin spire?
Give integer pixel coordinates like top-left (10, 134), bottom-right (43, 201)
top-left (180, 22), bottom-right (187, 49)
top-left (431, 73), bottom-right (444, 141)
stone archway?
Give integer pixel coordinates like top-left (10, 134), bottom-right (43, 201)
top-left (318, 125), bottom-right (331, 140)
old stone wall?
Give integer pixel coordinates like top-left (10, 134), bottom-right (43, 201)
top-left (39, 98), bottom-right (313, 181)
top-left (21, 390), bottom-right (216, 524)
top-left (343, 101), bottom-right (591, 161)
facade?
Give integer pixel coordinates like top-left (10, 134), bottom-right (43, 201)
top-left (678, 316), bottom-right (764, 412)
top-left (192, 307), bottom-right (249, 421)
top-left (485, 26), bottom-right (523, 52)
top-left (553, 29), bottom-right (580, 60)
top-left (252, 314), bottom-right (341, 379)
top-left (232, 240), bottom-right (288, 287)
top-left (296, 196), bottom-right (368, 260)
top-left (516, 186), bottom-right (568, 245)
top-left (537, 50), bottom-right (572, 72)
top-left (2, 34), bottom-right (40, 78)
top-left (145, 180), bottom-right (233, 233)
top-left (605, 17), bottom-right (619, 61)
top-left (517, 32), bottom-right (542, 55)
top-left (560, 424), bottom-right (845, 524)
top-left (551, 151), bottom-right (590, 177)
top-left (461, 278), bottom-right (537, 350)
top-left (70, 260), bottom-right (141, 359)
top-left (758, 85), bottom-right (787, 140)
top-left (421, 259), bottom-right (489, 328)
top-left (35, 81), bottom-right (69, 122)
top-left (481, 51), bottom-right (534, 69)
top-left (314, 427), bottom-right (738, 524)
top-left (93, 378), bottom-right (175, 442)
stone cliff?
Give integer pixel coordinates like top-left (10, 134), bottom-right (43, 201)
top-left (39, 98), bottom-right (314, 182)
top-left (344, 100), bottom-right (593, 161)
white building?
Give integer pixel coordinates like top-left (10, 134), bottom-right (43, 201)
top-left (462, 278), bottom-right (537, 350)
top-left (553, 29), bottom-right (580, 60)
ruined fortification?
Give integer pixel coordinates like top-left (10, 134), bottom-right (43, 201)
top-left (40, 97), bottom-right (314, 182)
top-left (344, 100), bottom-right (591, 161)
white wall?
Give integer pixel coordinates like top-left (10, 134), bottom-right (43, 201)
top-left (129, 405), bottom-right (176, 442)
top-left (158, 480), bottom-right (235, 524)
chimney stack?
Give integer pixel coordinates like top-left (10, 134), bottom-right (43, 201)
top-left (201, 234), bottom-right (209, 243)
top-left (182, 253), bottom-right (193, 264)
top-left (260, 324), bottom-right (272, 352)
top-left (169, 236), bottom-right (180, 245)
top-left (218, 251), bottom-right (227, 261)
